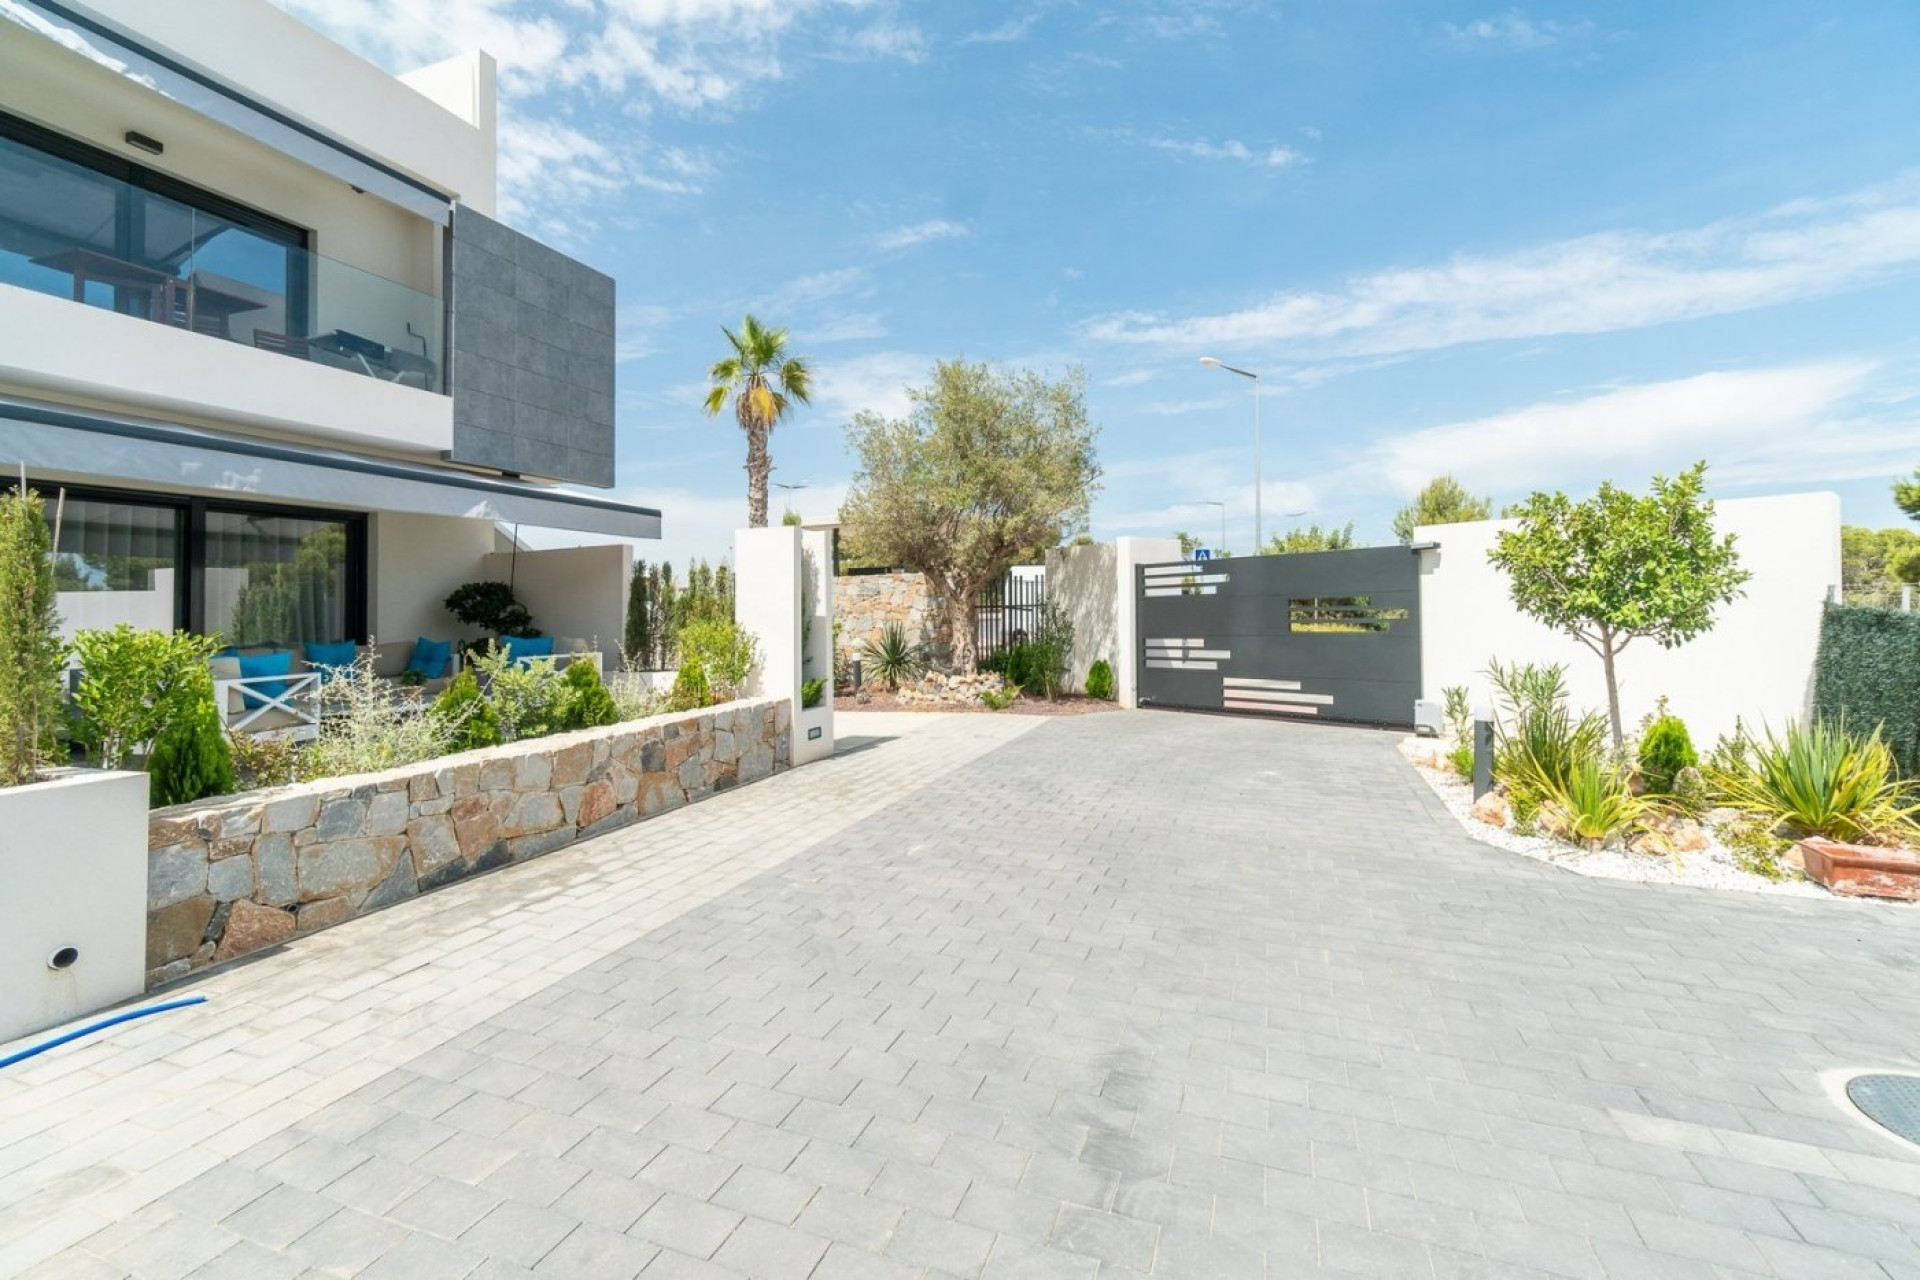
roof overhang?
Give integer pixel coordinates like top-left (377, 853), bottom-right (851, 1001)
top-left (2, 0), bottom-right (455, 222)
top-left (1, 397), bottom-right (661, 539)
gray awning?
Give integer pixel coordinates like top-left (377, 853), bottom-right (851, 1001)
top-left (1, 398), bottom-right (661, 539)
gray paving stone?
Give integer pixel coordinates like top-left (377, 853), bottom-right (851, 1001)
top-left (531, 1224), bottom-right (658, 1278)
top-left (631, 1192), bottom-right (743, 1259)
top-left (708, 1217), bottom-right (830, 1279)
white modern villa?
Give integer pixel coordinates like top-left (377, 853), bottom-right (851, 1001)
top-left (0, 0), bottom-right (655, 661)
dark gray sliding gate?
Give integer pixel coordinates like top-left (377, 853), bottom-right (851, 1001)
top-left (1137, 547), bottom-right (1422, 727)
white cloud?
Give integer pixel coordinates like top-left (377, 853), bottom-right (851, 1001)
top-left (1103, 370), bottom-right (1157, 387)
top-left (615, 302), bottom-right (674, 362)
top-left (1138, 397), bottom-right (1233, 416)
top-left (876, 219), bottom-right (973, 251)
top-left (963, 14), bottom-right (1039, 44)
top-left (757, 267), bottom-right (870, 314)
top-left (1149, 137), bottom-right (1301, 168)
top-left (1360, 362), bottom-right (1880, 495)
top-left (799, 312), bottom-right (889, 343)
top-left (1082, 174), bottom-right (1920, 358)
top-left (284, 0), bottom-right (861, 227)
top-left (1444, 10), bottom-right (1595, 50)
top-left (809, 351), bottom-right (933, 424)
top-left (827, 19), bottom-right (928, 64)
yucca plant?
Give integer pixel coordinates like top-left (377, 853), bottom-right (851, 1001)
top-left (1712, 719), bottom-right (1920, 845)
top-left (861, 622), bottom-right (927, 692)
top-left (1545, 757), bottom-right (1656, 848)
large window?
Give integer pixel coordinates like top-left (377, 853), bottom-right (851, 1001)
top-left (204, 509), bottom-right (351, 648)
top-left (51, 496), bottom-right (184, 638)
top-left (34, 485), bottom-right (365, 646)
top-left (0, 114), bottom-right (307, 341)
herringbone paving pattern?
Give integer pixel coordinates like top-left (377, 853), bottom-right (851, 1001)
top-left (6, 710), bottom-right (1920, 1278)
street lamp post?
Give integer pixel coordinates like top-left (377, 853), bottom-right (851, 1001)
top-left (1199, 357), bottom-right (1261, 552)
top-left (772, 481), bottom-right (808, 524)
top-left (1198, 500), bottom-right (1226, 556)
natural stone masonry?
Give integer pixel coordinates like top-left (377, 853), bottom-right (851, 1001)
top-left (144, 698), bottom-right (788, 984)
top-left (835, 571), bottom-right (942, 669)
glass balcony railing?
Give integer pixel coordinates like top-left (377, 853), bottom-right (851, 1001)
top-left (0, 129), bottom-right (444, 393)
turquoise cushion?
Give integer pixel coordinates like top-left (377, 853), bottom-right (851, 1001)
top-left (237, 650), bottom-right (295, 709)
top-left (407, 636), bottom-right (453, 679)
top-left (304, 640), bottom-right (358, 681)
top-left (502, 635), bottom-right (554, 665)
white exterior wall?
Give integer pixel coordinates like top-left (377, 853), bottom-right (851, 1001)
top-left (371, 512), bottom-right (497, 646)
top-left (1417, 491), bottom-right (1842, 745)
top-left (0, 770), bottom-right (149, 1045)
top-left (480, 544), bottom-right (633, 662)
top-left (64, 1), bottom-right (496, 211)
top-left (1114, 537), bottom-right (1185, 708)
top-left (736, 526), bottom-right (832, 766)
top-left (1044, 542), bottom-right (1119, 693)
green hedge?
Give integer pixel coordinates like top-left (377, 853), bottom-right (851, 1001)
top-left (1813, 603), bottom-right (1920, 777)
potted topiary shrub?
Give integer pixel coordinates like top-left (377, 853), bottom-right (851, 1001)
top-left (0, 482), bottom-right (149, 1043)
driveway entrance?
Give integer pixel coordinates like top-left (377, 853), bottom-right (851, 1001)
top-left (3, 711), bottom-right (1917, 1278)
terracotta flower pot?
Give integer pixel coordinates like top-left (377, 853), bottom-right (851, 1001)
top-left (1797, 837), bottom-right (1920, 900)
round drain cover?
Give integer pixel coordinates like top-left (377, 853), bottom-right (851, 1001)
top-left (1845, 1074), bottom-right (1920, 1144)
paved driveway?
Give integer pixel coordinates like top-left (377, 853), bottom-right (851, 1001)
top-left (3, 710), bottom-right (1919, 1279)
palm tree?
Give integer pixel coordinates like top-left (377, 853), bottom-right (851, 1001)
top-left (703, 315), bottom-right (812, 528)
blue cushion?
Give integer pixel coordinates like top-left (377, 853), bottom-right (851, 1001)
top-left (237, 650), bottom-right (295, 709)
top-left (502, 635), bottom-right (554, 665)
top-left (407, 636), bottom-right (453, 680)
top-left (304, 640), bottom-right (358, 681)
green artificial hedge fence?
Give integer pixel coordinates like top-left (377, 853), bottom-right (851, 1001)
top-left (1812, 603), bottom-right (1920, 778)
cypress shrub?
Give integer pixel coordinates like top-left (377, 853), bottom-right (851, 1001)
top-left (0, 484), bottom-right (66, 786)
top-left (431, 670), bottom-right (503, 752)
top-left (1637, 715), bottom-right (1698, 794)
top-left (148, 666), bottom-right (235, 805)
top-left (558, 661), bottom-right (620, 730)
top-left (1085, 659), bottom-right (1116, 702)
top-left (1813, 603), bottom-right (1920, 777)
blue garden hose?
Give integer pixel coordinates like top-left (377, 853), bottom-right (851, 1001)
top-left (0, 995), bottom-right (207, 1069)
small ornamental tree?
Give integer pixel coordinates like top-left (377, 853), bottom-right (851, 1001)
top-left (1489, 462), bottom-right (1749, 754)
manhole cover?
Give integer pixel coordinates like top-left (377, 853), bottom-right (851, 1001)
top-left (1845, 1074), bottom-right (1920, 1144)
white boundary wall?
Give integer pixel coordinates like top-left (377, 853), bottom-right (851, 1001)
top-left (1417, 491), bottom-right (1841, 745)
top-left (1045, 542), bottom-right (1118, 693)
top-left (1115, 537), bottom-right (1185, 708)
top-left (736, 526), bottom-right (834, 766)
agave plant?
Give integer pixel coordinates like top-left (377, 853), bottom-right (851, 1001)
top-left (1544, 757), bottom-right (1656, 849)
top-left (1713, 719), bottom-right (1920, 845)
top-left (860, 622), bottom-right (928, 692)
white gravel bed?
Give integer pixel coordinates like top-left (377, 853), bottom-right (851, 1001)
top-left (1398, 737), bottom-right (1832, 898)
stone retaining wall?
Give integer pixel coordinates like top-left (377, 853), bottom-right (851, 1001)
top-left (145, 698), bottom-right (788, 985)
top-left (836, 571), bottom-right (943, 669)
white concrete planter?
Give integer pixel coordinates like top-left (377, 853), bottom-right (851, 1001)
top-left (0, 769), bottom-right (149, 1045)
top-left (796, 703), bottom-right (834, 766)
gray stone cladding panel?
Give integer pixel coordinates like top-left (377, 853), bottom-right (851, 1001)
top-left (448, 204), bottom-right (616, 488)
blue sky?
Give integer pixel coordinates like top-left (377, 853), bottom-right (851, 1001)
top-left (297, 1), bottom-right (1920, 563)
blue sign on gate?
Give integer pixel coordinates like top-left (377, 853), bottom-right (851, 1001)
top-left (1193, 548), bottom-right (1212, 562)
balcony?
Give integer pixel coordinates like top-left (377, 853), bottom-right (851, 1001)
top-left (0, 124), bottom-right (444, 394)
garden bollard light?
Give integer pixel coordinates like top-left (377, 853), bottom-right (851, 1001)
top-left (1472, 698), bottom-right (1495, 801)
top-left (851, 658), bottom-right (862, 692)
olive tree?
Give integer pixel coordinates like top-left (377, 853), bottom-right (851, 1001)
top-left (840, 360), bottom-right (1100, 670)
top-left (1488, 462), bottom-right (1748, 754)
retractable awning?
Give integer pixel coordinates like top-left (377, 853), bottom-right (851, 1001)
top-left (1, 398), bottom-right (661, 539)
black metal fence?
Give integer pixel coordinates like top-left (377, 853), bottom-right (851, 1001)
top-left (975, 568), bottom-right (1046, 666)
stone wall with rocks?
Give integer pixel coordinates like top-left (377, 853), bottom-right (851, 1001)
top-left (835, 572), bottom-right (943, 671)
top-left (145, 698), bottom-right (789, 985)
